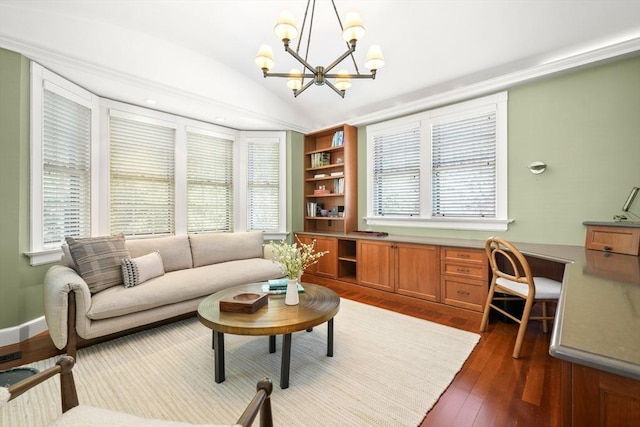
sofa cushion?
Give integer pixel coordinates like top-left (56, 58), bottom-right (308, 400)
top-left (126, 235), bottom-right (192, 272)
top-left (87, 258), bottom-right (283, 320)
top-left (121, 251), bottom-right (165, 288)
top-left (65, 234), bottom-right (130, 294)
top-left (189, 231), bottom-right (264, 268)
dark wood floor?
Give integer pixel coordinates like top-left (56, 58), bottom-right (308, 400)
top-left (0, 284), bottom-right (560, 426)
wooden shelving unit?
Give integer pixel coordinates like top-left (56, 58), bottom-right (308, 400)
top-left (303, 124), bottom-right (357, 234)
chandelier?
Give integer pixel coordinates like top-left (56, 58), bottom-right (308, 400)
top-left (254, 0), bottom-right (385, 98)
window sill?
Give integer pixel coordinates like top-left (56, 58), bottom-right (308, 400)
top-left (363, 216), bottom-right (513, 232)
top-left (24, 248), bottom-right (63, 266)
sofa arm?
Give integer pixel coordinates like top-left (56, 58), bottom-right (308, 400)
top-left (44, 265), bottom-right (91, 350)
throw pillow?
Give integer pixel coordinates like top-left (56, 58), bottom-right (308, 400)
top-left (66, 234), bottom-right (130, 294)
top-left (121, 251), bottom-right (165, 288)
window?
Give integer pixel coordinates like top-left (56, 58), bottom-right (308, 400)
top-left (29, 63), bottom-right (98, 265)
top-left (28, 65), bottom-right (287, 265)
top-left (371, 123), bottom-right (421, 216)
top-left (246, 137), bottom-right (281, 232)
top-left (109, 111), bottom-right (176, 236)
top-left (431, 112), bottom-right (497, 218)
top-left (366, 92), bottom-right (509, 231)
top-left (186, 130), bottom-right (234, 233)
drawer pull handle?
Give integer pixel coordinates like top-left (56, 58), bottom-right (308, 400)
top-left (603, 245), bottom-right (612, 252)
top-left (456, 268), bottom-right (470, 273)
top-left (457, 290), bottom-right (470, 296)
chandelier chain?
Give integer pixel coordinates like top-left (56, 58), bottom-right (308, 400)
top-left (330, 0), bottom-right (360, 74)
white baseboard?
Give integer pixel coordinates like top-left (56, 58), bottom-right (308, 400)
top-left (0, 317), bottom-right (48, 347)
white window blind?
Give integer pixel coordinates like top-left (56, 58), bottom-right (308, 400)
top-left (42, 89), bottom-right (91, 247)
top-left (431, 112), bottom-right (497, 217)
top-left (247, 139), bottom-right (280, 231)
top-left (186, 131), bottom-right (234, 233)
top-left (110, 115), bottom-right (175, 235)
top-left (372, 126), bottom-right (421, 216)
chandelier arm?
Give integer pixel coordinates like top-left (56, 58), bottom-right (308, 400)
top-left (285, 44), bottom-right (317, 74)
top-left (324, 80), bottom-right (346, 98)
top-left (325, 71), bottom-right (377, 79)
top-left (323, 42), bottom-right (356, 74)
top-left (294, 80), bottom-right (315, 97)
top-left (264, 72), bottom-right (316, 79)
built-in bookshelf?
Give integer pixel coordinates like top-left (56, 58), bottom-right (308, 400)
top-left (303, 124), bottom-right (357, 233)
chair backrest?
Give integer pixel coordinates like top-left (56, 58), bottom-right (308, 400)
top-left (485, 237), bottom-right (535, 294)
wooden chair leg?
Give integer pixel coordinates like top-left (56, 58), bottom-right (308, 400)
top-left (512, 298), bottom-right (534, 359)
top-left (480, 281), bottom-right (496, 332)
top-left (541, 302), bottom-right (549, 333)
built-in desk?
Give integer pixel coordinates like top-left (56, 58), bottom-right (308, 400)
top-left (297, 231), bottom-right (640, 426)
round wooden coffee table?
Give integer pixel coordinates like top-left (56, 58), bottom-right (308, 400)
top-left (197, 282), bottom-right (340, 389)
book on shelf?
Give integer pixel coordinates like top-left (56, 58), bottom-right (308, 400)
top-left (311, 152), bottom-right (331, 168)
top-left (306, 202), bottom-right (317, 217)
top-left (330, 171), bottom-right (343, 177)
top-left (332, 130), bottom-right (344, 147)
top-left (333, 177), bottom-right (344, 194)
top-left (314, 173), bottom-right (328, 178)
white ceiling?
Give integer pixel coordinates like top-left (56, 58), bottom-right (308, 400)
top-left (1, 0), bottom-right (639, 133)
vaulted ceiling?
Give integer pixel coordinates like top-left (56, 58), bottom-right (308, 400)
top-left (1, 0), bottom-right (639, 133)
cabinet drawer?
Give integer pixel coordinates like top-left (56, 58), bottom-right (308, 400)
top-left (585, 225), bottom-right (640, 256)
top-left (441, 261), bottom-right (488, 281)
top-left (441, 247), bottom-right (486, 264)
top-left (441, 276), bottom-right (487, 312)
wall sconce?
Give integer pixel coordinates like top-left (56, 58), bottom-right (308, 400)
top-left (528, 161), bottom-right (547, 174)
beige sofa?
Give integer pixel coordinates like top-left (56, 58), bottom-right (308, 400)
top-left (44, 231), bottom-right (284, 357)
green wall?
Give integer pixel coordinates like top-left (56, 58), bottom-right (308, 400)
top-left (0, 49), bottom-right (51, 331)
top-left (1, 50), bottom-right (639, 331)
top-left (354, 56), bottom-right (640, 245)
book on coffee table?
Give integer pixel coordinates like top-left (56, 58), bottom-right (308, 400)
top-left (262, 280), bottom-right (304, 294)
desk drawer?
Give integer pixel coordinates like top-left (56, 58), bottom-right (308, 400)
top-left (441, 247), bottom-right (486, 264)
top-left (441, 262), bottom-right (488, 280)
top-left (441, 276), bottom-right (487, 312)
top-left (585, 225), bottom-right (640, 256)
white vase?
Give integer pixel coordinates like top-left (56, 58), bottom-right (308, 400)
top-left (285, 278), bottom-right (299, 305)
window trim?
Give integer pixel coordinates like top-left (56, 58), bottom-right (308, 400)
top-left (27, 63), bottom-right (99, 265)
top-left (365, 92), bottom-right (510, 232)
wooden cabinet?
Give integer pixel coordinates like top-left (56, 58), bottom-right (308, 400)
top-left (296, 232), bottom-right (488, 314)
top-left (357, 240), bottom-right (440, 301)
top-left (297, 234), bottom-right (338, 279)
top-left (357, 240), bottom-right (394, 292)
top-left (440, 247), bottom-right (489, 312)
top-left (584, 222), bottom-right (640, 256)
top-left (396, 243), bottom-right (440, 302)
top-left (560, 360), bottom-right (640, 427)
top-left (303, 125), bottom-right (357, 234)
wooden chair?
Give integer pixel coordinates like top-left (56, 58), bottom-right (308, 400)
top-left (480, 237), bottom-right (562, 359)
top-left (1, 356), bottom-right (273, 427)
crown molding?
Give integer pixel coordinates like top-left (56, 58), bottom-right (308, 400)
top-left (348, 38), bottom-right (640, 128)
top-left (0, 36), bottom-right (311, 133)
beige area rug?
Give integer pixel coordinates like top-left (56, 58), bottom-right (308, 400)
top-left (1, 298), bottom-right (479, 426)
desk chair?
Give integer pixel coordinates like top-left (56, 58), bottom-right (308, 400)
top-left (1, 356), bottom-right (273, 427)
top-left (480, 237), bottom-right (562, 359)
